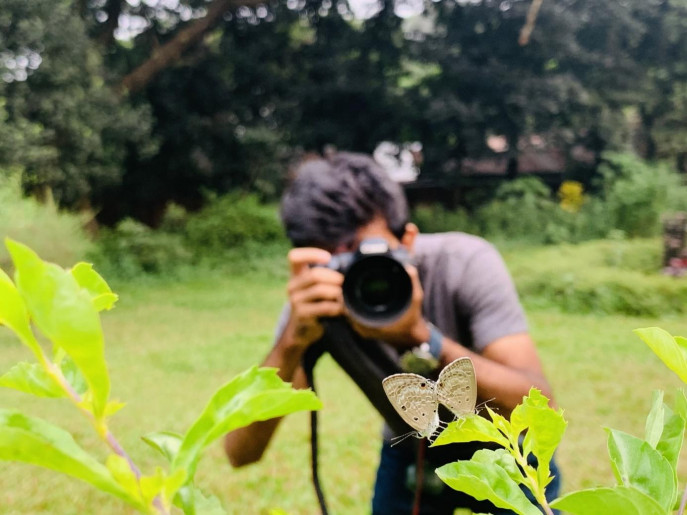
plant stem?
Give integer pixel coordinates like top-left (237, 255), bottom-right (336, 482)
top-left (45, 359), bottom-right (171, 514)
top-left (678, 483), bottom-right (687, 515)
top-left (508, 435), bottom-right (554, 515)
top-left (46, 360), bottom-right (144, 477)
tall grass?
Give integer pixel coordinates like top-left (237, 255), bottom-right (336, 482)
top-left (0, 171), bottom-right (92, 269)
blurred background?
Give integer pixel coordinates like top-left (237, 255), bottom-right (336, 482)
top-left (2, 0), bottom-right (687, 513)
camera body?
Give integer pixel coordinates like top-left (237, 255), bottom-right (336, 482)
top-left (326, 238), bottom-right (413, 327)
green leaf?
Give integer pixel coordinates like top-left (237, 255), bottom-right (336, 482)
top-left (161, 468), bottom-right (187, 506)
top-left (7, 239), bottom-right (110, 418)
top-left (0, 409), bottom-right (145, 511)
top-left (104, 400), bottom-right (126, 418)
top-left (106, 454), bottom-right (143, 505)
top-left (655, 404), bottom-right (685, 470)
top-left (485, 406), bottom-right (513, 439)
top-left (436, 458), bottom-right (542, 515)
top-left (471, 448), bottom-right (524, 485)
top-left (606, 428), bottom-right (676, 511)
top-left (551, 486), bottom-right (667, 515)
top-left (511, 388), bottom-right (567, 487)
top-left (433, 414), bottom-right (510, 448)
top-left (139, 467), bottom-right (165, 507)
top-left (70, 262), bottom-right (118, 312)
top-left (61, 355), bottom-right (88, 395)
top-left (174, 484), bottom-right (227, 515)
top-left (142, 431), bottom-right (183, 463)
top-left (172, 367), bottom-right (321, 480)
top-left (0, 265), bottom-right (41, 357)
top-left (0, 362), bottom-right (65, 397)
top-left (675, 389), bottom-right (687, 422)
top-left (634, 327), bottom-right (687, 384)
top-left (645, 390), bottom-right (665, 448)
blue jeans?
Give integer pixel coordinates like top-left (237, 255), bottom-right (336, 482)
top-left (372, 441), bottom-right (561, 515)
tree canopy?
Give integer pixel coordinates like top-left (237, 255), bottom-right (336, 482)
top-left (1, 0), bottom-right (686, 223)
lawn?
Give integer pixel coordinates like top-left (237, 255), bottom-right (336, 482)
top-left (1, 240), bottom-right (687, 514)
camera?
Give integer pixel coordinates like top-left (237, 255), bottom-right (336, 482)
top-left (326, 238), bottom-right (413, 327)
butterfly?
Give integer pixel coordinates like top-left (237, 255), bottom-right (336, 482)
top-left (382, 357), bottom-right (477, 443)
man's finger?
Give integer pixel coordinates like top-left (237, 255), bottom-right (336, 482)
top-left (288, 247), bottom-right (332, 275)
top-left (292, 283), bottom-right (344, 305)
top-left (288, 267), bottom-right (344, 295)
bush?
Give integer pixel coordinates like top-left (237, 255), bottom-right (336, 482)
top-left (475, 177), bottom-right (563, 244)
top-left (92, 218), bottom-right (191, 277)
top-left (412, 153), bottom-right (687, 246)
top-left (598, 152), bottom-right (687, 237)
top-left (184, 193), bottom-right (286, 257)
top-left (412, 204), bottom-right (477, 234)
top-left (504, 238), bottom-right (687, 316)
top-left (0, 170), bottom-right (92, 269)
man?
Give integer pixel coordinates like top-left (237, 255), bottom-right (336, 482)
top-left (224, 152), bottom-right (559, 514)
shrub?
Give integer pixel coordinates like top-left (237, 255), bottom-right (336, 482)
top-left (184, 193), bottom-right (286, 257)
top-left (475, 177), bottom-right (561, 244)
top-left (412, 204), bottom-right (477, 234)
top-left (598, 152), bottom-right (687, 238)
top-left (92, 218), bottom-right (191, 277)
top-left (412, 153), bottom-right (687, 246)
top-left (0, 170), bottom-right (92, 269)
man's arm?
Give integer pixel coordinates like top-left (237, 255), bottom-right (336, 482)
top-left (223, 322), bottom-right (310, 467)
top-left (224, 248), bottom-right (344, 467)
top-left (436, 330), bottom-right (552, 417)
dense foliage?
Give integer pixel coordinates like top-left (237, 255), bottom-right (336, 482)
top-left (2, 0), bottom-right (687, 224)
top-left (414, 152), bottom-right (687, 245)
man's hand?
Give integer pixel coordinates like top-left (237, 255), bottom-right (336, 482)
top-left (285, 247), bottom-right (345, 352)
top-left (347, 263), bottom-right (430, 349)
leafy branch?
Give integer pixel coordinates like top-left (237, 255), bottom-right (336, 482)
top-left (432, 389), bottom-right (564, 515)
top-left (0, 239), bottom-right (322, 514)
top-left (433, 327), bottom-right (687, 515)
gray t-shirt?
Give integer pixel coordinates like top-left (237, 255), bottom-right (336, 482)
top-left (272, 232), bottom-right (528, 437)
top-left (413, 232), bottom-right (528, 352)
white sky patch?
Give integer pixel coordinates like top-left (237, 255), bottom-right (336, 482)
top-left (348, 0), bottom-right (427, 19)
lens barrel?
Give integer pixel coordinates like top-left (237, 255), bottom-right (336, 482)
top-left (342, 254), bottom-right (412, 327)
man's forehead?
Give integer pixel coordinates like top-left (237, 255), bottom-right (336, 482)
top-left (333, 219), bottom-right (400, 254)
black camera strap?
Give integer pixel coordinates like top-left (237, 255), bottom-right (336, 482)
top-left (301, 318), bottom-right (411, 515)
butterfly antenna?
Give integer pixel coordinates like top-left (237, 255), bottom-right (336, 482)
top-left (476, 398), bottom-right (495, 414)
top-left (390, 431), bottom-right (417, 447)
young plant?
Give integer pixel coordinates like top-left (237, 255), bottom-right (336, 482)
top-left (433, 327), bottom-right (687, 515)
top-left (0, 239), bottom-right (322, 514)
top-left (432, 389), bottom-right (565, 515)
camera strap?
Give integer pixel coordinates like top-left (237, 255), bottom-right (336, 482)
top-left (301, 318), bottom-right (413, 515)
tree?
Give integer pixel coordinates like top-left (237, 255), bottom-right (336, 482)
top-left (0, 0), bottom-right (154, 207)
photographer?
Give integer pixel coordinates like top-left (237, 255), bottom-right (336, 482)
top-left (224, 152), bottom-right (559, 514)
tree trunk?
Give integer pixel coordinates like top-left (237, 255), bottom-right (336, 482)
top-left (118, 0), bottom-right (262, 95)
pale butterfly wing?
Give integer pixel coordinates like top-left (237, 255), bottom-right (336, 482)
top-left (436, 357), bottom-right (477, 418)
top-left (382, 373), bottom-right (440, 438)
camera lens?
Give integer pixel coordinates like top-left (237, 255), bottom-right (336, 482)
top-left (342, 255), bottom-right (413, 327)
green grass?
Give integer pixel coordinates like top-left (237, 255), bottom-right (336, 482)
top-left (1, 240), bottom-right (687, 513)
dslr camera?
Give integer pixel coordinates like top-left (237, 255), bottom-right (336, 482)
top-left (325, 238), bottom-right (413, 327)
